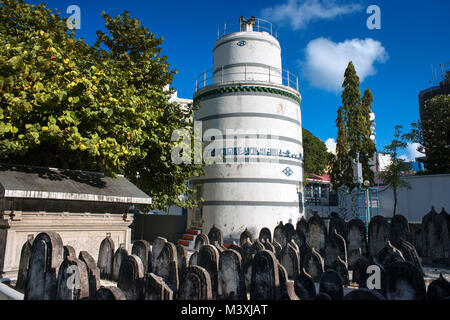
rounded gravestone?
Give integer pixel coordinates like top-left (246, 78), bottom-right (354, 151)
top-left (383, 261), bottom-right (426, 300)
top-left (319, 269), bottom-right (344, 300)
top-left (258, 227), bottom-right (272, 243)
top-left (294, 270), bottom-right (316, 300)
top-left (426, 274), bottom-right (450, 300)
top-left (390, 214), bottom-right (410, 246)
top-left (347, 219), bottom-right (368, 269)
top-left (307, 213), bottom-right (327, 255)
top-left (368, 216), bottom-right (390, 259)
top-left (240, 228), bottom-right (254, 246)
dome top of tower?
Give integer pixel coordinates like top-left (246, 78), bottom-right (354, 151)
top-left (217, 16), bottom-right (278, 40)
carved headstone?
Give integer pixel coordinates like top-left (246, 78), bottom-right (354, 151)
top-left (271, 239), bottom-right (282, 260)
top-left (390, 214), bottom-right (411, 246)
top-left (324, 229), bottom-right (347, 269)
top-left (16, 236), bottom-right (33, 293)
top-left (78, 251), bottom-right (100, 298)
top-left (97, 235), bottom-right (115, 280)
top-left (383, 261), bottom-right (426, 300)
top-left (303, 248), bottom-right (324, 282)
top-left (262, 239), bottom-right (276, 254)
top-left (218, 249), bottom-right (246, 300)
top-left (258, 227), bottom-right (272, 243)
top-left (283, 223), bottom-right (295, 244)
top-left (144, 273), bottom-right (173, 300)
top-left (177, 265), bottom-right (213, 300)
top-left (117, 255), bottom-right (145, 300)
top-left (395, 238), bottom-right (423, 275)
top-left (374, 241), bottom-right (405, 268)
top-left (347, 219), bottom-right (368, 269)
top-left (352, 257), bottom-right (371, 288)
top-left (294, 269), bottom-right (316, 300)
top-left (56, 256), bottom-right (89, 300)
top-left (198, 244), bottom-right (220, 299)
top-left (250, 250), bottom-right (281, 300)
top-left (94, 286), bottom-right (126, 300)
top-left (153, 242), bottom-right (179, 293)
top-left (368, 216), bottom-right (391, 259)
top-left (132, 240), bottom-right (152, 274)
top-left (208, 225), bottom-right (223, 246)
top-left (176, 244), bottom-right (189, 276)
top-left (328, 212), bottom-right (347, 240)
top-left (189, 251), bottom-right (198, 266)
top-left (151, 236), bottom-right (167, 270)
top-left (280, 243), bottom-right (300, 279)
top-left (307, 213), bottom-right (327, 255)
top-left (112, 246), bottom-right (129, 282)
top-left (421, 207), bottom-right (450, 265)
top-left (194, 233), bottom-right (209, 252)
top-left (278, 263), bottom-right (299, 300)
top-left (273, 222), bottom-right (286, 248)
top-left (319, 269), bottom-right (344, 300)
top-left (63, 245), bottom-right (76, 259)
top-left (296, 217), bottom-right (308, 238)
top-left (240, 228), bottom-right (254, 245)
top-left (332, 256), bottom-right (349, 286)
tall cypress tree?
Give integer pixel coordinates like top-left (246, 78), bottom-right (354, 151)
top-left (331, 106), bottom-right (350, 187)
top-left (360, 89), bottom-right (376, 183)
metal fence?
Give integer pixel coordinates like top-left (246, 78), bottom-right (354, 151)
top-left (217, 18), bottom-right (277, 39)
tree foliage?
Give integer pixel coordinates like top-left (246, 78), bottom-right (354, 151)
top-left (302, 128), bottom-right (329, 176)
top-left (0, 0), bottom-right (203, 209)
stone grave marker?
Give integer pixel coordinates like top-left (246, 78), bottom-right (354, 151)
top-left (153, 242), bottom-right (179, 293)
top-left (218, 249), bottom-right (246, 300)
top-left (426, 274), bottom-right (450, 300)
top-left (94, 286), bottom-right (126, 300)
top-left (151, 236), bottom-right (167, 270)
top-left (78, 251), bottom-right (100, 298)
top-left (194, 233), bottom-right (209, 252)
top-left (347, 218), bottom-right (368, 269)
top-left (112, 245), bottom-right (129, 282)
top-left (280, 243), bottom-right (300, 279)
top-left (16, 235), bottom-right (34, 293)
top-left (307, 213), bottom-right (327, 255)
top-left (97, 235), bottom-right (115, 280)
top-left (368, 216), bottom-right (391, 259)
top-left (117, 254), bottom-right (145, 300)
top-left (240, 228), bottom-right (254, 245)
top-left (273, 222), bottom-right (287, 248)
top-left (303, 248), bottom-right (324, 282)
top-left (144, 273), bottom-right (173, 300)
top-left (278, 263), bottom-right (299, 300)
top-left (258, 227), bottom-right (272, 243)
top-left (383, 261), bottom-right (426, 300)
top-left (208, 225), bottom-right (223, 246)
top-left (177, 265), bottom-right (213, 300)
top-left (319, 269), bottom-right (344, 300)
top-left (132, 240), bottom-right (152, 274)
top-left (250, 250), bottom-right (280, 300)
top-left (294, 269), bottom-right (316, 300)
top-left (198, 244), bottom-right (220, 299)
top-left (56, 256), bottom-right (90, 300)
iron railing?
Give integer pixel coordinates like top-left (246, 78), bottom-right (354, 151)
top-left (217, 18), bottom-right (277, 39)
top-left (194, 65), bottom-right (299, 92)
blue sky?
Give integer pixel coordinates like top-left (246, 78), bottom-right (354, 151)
top-left (27, 0), bottom-right (450, 159)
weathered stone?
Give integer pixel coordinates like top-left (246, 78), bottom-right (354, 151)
top-left (426, 274), bottom-right (450, 300)
top-left (198, 244), bottom-right (220, 299)
top-left (319, 269), bottom-right (343, 300)
top-left (208, 225), bottom-right (223, 246)
top-left (324, 229), bottom-right (348, 269)
top-left (240, 228), bottom-right (254, 245)
top-left (16, 236), bottom-right (33, 293)
top-left (421, 207), bottom-right (450, 265)
top-left (303, 248), bottom-right (324, 282)
top-left (218, 249), bottom-right (246, 300)
top-left (144, 273), bottom-right (173, 300)
top-left (296, 217), bottom-right (308, 238)
top-left (273, 222), bottom-right (286, 248)
top-left (294, 269), bottom-right (316, 300)
top-left (299, 241), bottom-right (312, 271)
top-left (112, 245), bottom-right (129, 282)
top-left (390, 214), bottom-right (411, 246)
top-left (374, 241), bottom-right (405, 268)
top-left (194, 233), bottom-right (209, 252)
top-left (383, 261), bottom-right (426, 300)
top-left (283, 223), bottom-right (295, 244)
top-left (395, 238), bottom-right (423, 275)
top-left (78, 251), bottom-right (100, 298)
top-left (271, 239), bottom-right (282, 260)
top-left (63, 245), bottom-right (76, 259)
top-left (151, 236), bottom-right (167, 270)
top-left (368, 216), bottom-right (391, 259)
top-left (307, 213), bottom-right (327, 255)
top-left (258, 227), bottom-right (272, 243)
top-left (352, 257), bottom-right (371, 287)
top-left (176, 244), bottom-right (188, 276)
top-left (97, 235), bottom-right (115, 280)
top-left (228, 242), bottom-right (245, 262)
top-left (347, 219), bottom-right (368, 269)
top-left (56, 256), bottom-right (89, 300)
top-left (94, 286), bottom-right (126, 300)
top-left (331, 256), bottom-right (349, 286)
top-left (244, 239), bottom-right (265, 288)
top-left (250, 250), bottom-right (281, 300)
top-left (132, 240), bottom-right (152, 274)
top-left (261, 239), bottom-right (276, 253)
top-left (153, 242), bottom-right (179, 293)
top-left (177, 265), bottom-right (213, 300)
top-left (213, 241), bottom-right (226, 253)
top-left (278, 263), bottom-right (299, 300)
top-left (328, 212), bottom-right (347, 240)
top-left (117, 254), bottom-right (145, 300)
top-left (344, 288), bottom-right (386, 300)
top-left (189, 251), bottom-right (198, 266)
top-left (280, 243), bottom-right (300, 279)
top-left (25, 232), bottom-right (64, 300)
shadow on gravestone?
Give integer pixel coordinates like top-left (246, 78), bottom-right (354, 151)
top-left (177, 265), bottom-right (213, 300)
top-left (56, 256), bottom-right (90, 300)
top-left (144, 273), bottom-right (173, 300)
top-left (117, 255), bottom-right (145, 300)
top-left (306, 214), bottom-right (327, 255)
top-left (324, 230), bottom-right (347, 270)
top-left (426, 274), bottom-right (450, 300)
top-left (271, 240), bottom-right (282, 260)
top-left (383, 261), bottom-right (426, 300)
top-left (16, 236), bottom-right (34, 293)
top-left (303, 248), bottom-right (324, 282)
top-left (368, 216), bottom-right (391, 259)
top-left (176, 244), bottom-right (189, 276)
top-left (112, 245), bottom-right (129, 282)
top-left (153, 242), bottom-right (179, 294)
top-left (218, 249), bottom-right (246, 300)
top-left (344, 288), bottom-right (386, 300)
top-left (283, 223), bottom-right (295, 244)
top-left (280, 243), bottom-right (300, 280)
top-left (258, 227), bottom-right (272, 243)
top-left (390, 214), bottom-right (411, 246)
top-left (194, 233), bottom-right (209, 252)
top-left (278, 263), bottom-right (299, 300)
top-left (274, 222), bottom-right (286, 248)
top-left (94, 286), bottom-right (126, 300)
top-left (208, 225), bottom-right (223, 246)
top-left (319, 269), bottom-right (343, 300)
top-left (132, 240), bottom-right (152, 274)
top-left (351, 257), bottom-right (371, 287)
top-left (328, 212), bottom-right (347, 241)
top-left (374, 241), bottom-right (405, 269)
top-left (331, 256), bottom-right (349, 286)
top-left (63, 245), bottom-right (76, 260)
top-left (151, 236), bottom-right (167, 270)
top-left (395, 238), bottom-right (423, 275)
top-left (189, 250), bottom-right (198, 266)
top-left (421, 206), bottom-right (450, 265)
top-left (294, 269), bottom-right (316, 300)
top-left (25, 232), bottom-right (64, 300)
top-left (78, 251), bottom-right (100, 299)
top-left (97, 235), bottom-right (115, 280)
top-left (346, 219), bottom-right (368, 269)
top-left (250, 250), bottom-right (281, 300)
top-left (198, 244), bottom-right (220, 299)
top-left (261, 239), bottom-right (276, 254)
top-left (240, 228), bottom-right (254, 246)
top-left (245, 240), bottom-right (265, 290)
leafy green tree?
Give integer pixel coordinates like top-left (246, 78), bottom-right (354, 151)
top-left (331, 105), bottom-right (350, 187)
top-left (0, 0), bottom-right (203, 209)
top-left (406, 94), bottom-right (450, 174)
top-left (302, 128), bottom-right (329, 176)
top-left (378, 126), bottom-right (411, 216)
top-left (359, 89), bottom-right (376, 183)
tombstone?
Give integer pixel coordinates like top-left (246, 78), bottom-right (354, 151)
top-left (144, 273), bottom-right (173, 300)
top-left (56, 256), bottom-right (89, 300)
top-left (280, 243), bottom-right (300, 279)
top-left (153, 242), bottom-right (179, 293)
top-left (94, 286), bottom-right (126, 300)
top-left (228, 242), bottom-right (245, 262)
top-left (324, 230), bottom-right (347, 269)
top-left (132, 240), bottom-right (152, 274)
top-left (294, 269), bottom-right (316, 300)
top-left (332, 257), bottom-right (349, 286)
top-left (271, 239), bottom-right (282, 260)
top-left (347, 219), bottom-right (368, 269)
top-left (299, 241), bottom-right (312, 271)
top-left (296, 217), bottom-right (308, 238)
top-left (63, 245), bottom-right (76, 259)
top-left (16, 236), bottom-right (33, 293)
top-left (240, 228), bottom-right (254, 245)
top-left (189, 251), bottom-right (198, 266)
top-left (117, 255), bottom-right (145, 300)
top-left (344, 288), bottom-right (386, 300)
top-left (390, 214), bottom-right (411, 246)
top-left (78, 251), bottom-right (100, 298)
top-left (151, 236), bottom-right (167, 270)
top-left (426, 274), bottom-right (450, 300)
top-left (273, 222), bottom-right (287, 248)
top-left (303, 248), bottom-right (324, 282)
top-left (213, 241), bottom-right (226, 253)
top-left (218, 249), bottom-right (246, 300)
top-left (198, 244), bottom-right (220, 299)
top-left (250, 250), bottom-right (281, 300)
top-left (176, 244), bottom-right (189, 276)
top-left (441, 208), bottom-right (450, 242)
top-left (97, 235), bottom-right (115, 280)
top-left (313, 292), bottom-right (332, 300)
top-left (283, 223), bottom-right (295, 244)
top-left (319, 269), bottom-right (344, 300)
top-left (25, 232), bottom-right (64, 300)
top-left (421, 207), bottom-right (450, 265)
top-left (258, 227), bottom-right (272, 243)
top-left (307, 213), bottom-right (327, 255)
top-left (208, 225), bottom-right (223, 246)
top-left (374, 241), bottom-right (405, 268)
top-left (177, 265), bottom-right (213, 300)
top-left (328, 212), bottom-right (347, 240)
top-left (245, 240), bottom-right (265, 288)
top-left (383, 261), bottom-right (426, 300)
top-left (395, 238), bottom-right (423, 275)
top-left (261, 239), bottom-right (276, 254)
top-left (112, 245), bottom-right (129, 282)
top-left (194, 233), bottom-right (209, 252)
top-left (352, 257), bottom-right (371, 287)
top-left (278, 263), bottom-right (299, 300)
top-left (368, 216), bottom-right (391, 259)
top-left (413, 228), bottom-right (424, 257)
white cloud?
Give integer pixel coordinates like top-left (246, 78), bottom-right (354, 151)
top-left (261, 0), bottom-right (363, 30)
top-left (378, 153), bottom-right (392, 171)
top-left (303, 37), bottom-right (388, 92)
top-left (325, 138), bottom-right (336, 155)
top-left (399, 143), bottom-right (423, 162)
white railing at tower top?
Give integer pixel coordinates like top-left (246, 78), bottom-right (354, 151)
top-left (194, 65), bottom-right (299, 92)
top-left (217, 18), bottom-right (277, 39)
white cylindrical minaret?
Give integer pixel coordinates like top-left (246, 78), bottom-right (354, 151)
top-left (191, 17), bottom-right (304, 240)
